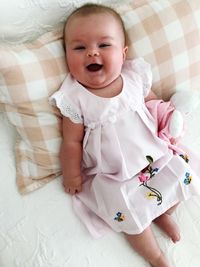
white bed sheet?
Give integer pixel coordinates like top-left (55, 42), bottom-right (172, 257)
top-left (1, 108), bottom-right (200, 267)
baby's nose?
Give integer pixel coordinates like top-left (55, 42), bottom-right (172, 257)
top-left (87, 50), bottom-right (100, 57)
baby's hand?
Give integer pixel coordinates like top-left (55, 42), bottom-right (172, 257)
top-left (63, 175), bottom-right (82, 195)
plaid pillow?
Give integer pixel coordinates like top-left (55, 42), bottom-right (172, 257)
top-left (118, 0), bottom-right (200, 99)
top-left (0, 0), bottom-right (200, 194)
top-left (0, 30), bottom-right (67, 194)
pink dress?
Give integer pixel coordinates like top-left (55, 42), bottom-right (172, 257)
top-left (51, 58), bottom-right (200, 238)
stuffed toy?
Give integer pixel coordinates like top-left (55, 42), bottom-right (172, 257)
top-left (169, 90), bottom-right (200, 138)
top-left (145, 90), bottom-right (200, 148)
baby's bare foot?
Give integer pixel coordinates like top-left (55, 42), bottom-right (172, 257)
top-left (154, 213), bottom-right (180, 243)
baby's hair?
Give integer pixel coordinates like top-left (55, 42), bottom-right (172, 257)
top-left (64, 3), bottom-right (127, 46)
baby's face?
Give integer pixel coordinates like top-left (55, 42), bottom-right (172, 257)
top-left (65, 13), bottom-right (127, 90)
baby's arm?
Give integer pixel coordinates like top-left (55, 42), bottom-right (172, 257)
top-left (60, 117), bottom-right (84, 195)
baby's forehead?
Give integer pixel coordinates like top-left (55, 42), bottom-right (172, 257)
top-left (65, 12), bottom-right (124, 39)
top-left (66, 12), bottom-right (119, 27)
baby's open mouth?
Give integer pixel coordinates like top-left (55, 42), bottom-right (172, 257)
top-left (86, 64), bottom-right (103, 72)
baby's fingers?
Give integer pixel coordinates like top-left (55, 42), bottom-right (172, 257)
top-left (75, 184), bottom-right (82, 194)
top-left (65, 185), bottom-right (82, 195)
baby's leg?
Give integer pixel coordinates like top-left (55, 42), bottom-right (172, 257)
top-left (125, 226), bottom-right (172, 267)
top-left (154, 204), bottom-right (180, 243)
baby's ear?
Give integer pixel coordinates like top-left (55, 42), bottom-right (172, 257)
top-left (123, 46), bottom-right (128, 61)
top-left (170, 90), bottom-right (200, 115)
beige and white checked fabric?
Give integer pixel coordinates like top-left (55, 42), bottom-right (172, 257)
top-left (118, 0), bottom-right (200, 99)
top-left (0, 30), bottom-right (67, 194)
top-left (0, 0), bottom-right (200, 194)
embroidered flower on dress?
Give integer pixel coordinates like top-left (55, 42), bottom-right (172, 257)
top-left (147, 192), bottom-right (158, 199)
top-left (114, 212), bottom-right (125, 222)
top-left (184, 172), bottom-right (192, 185)
top-left (138, 173), bottom-right (149, 183)
top-left (180, 154), bottom-right (189, 163)
top-left (138, 155), bottom-right (162, 205)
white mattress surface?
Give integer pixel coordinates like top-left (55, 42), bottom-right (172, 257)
top-left (1, 107), bottom-right (200, 267)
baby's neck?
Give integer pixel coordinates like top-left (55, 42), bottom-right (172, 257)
top-left (86, 75), bottom-right (123, 98)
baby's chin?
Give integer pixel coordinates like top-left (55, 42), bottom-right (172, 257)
top-left (77, 74), bottom-right (122, 91)
top-left (78, 80), bottom-right (110, 90)
top-left (79, 83), bottom-right (105, 91)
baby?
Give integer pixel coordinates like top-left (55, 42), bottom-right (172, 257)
top-left (50, 4), bottom-right (200, 267)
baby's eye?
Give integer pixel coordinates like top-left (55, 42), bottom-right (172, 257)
top-left (99, 43), bottom-right (111, 48)
top-left (74, 46), bottom-right (85, 50)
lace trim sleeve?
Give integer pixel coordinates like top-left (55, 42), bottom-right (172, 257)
top-left (49, 91), bottom-right (83, 124)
